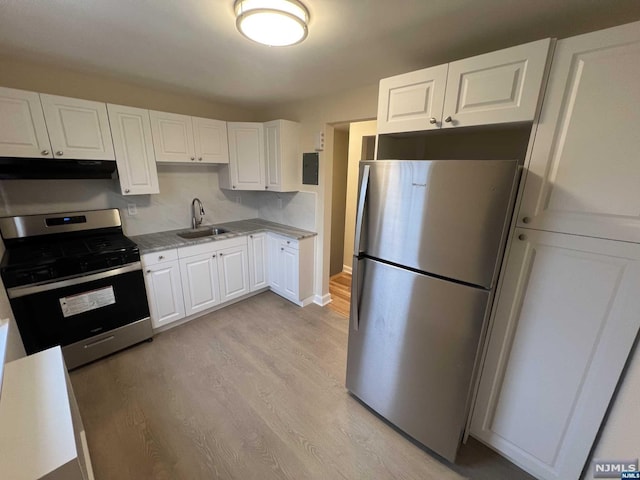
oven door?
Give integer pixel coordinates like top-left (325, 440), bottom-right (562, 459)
top-left (7, 263), bottom-right (150, 354)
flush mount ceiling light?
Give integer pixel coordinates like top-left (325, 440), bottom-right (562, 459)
top-left (234, 0), bottom-right (309, 47)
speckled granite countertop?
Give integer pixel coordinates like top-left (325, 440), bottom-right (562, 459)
top-left (130, 219), bottom-right (317, 254)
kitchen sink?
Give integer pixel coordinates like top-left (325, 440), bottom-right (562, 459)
top-left (177, 227), bottom-right (229, 239)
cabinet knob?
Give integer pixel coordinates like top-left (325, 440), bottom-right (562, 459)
top-left (56, 150), bottom-right (64, 156)
top-left (219, 253), bottom-right (224, 256)
top-left (158, 255), bottom-right (164, 260)
top-left (212, 254), bottom-right (216, 258)
top-left (146, 269), bottom-right (151, 273)
top-left (232, 185), bottom-right (236, 189)
top-left (444, 116), bottom-right (452, 123)
top-left (190, 157), bottom-right (195, 161)
top-left (522, 217), bottom-right (531, 224)
top-left (124, 188), bottom-right (130, 193)
top-left (198, 157), bottom-right (202, 161)
top-left (518, 234), bottom-right (527, 241)
top-left (287, 240), bottom-right (290, 244)
top-left (41, 149), bottom-right (49, 155)
top-left (281, 247), bottom-right (284, 251)
top-left (265, 186), bottom-right (269, 190)
top-left (429, 117), bottom-right (437, 125)
top-left (249, 235), bottom-right (253, 238)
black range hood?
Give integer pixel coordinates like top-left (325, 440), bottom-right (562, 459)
top-left (0, 157), bottom-right (117, 179)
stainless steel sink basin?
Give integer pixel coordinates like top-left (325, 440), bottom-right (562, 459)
top-left (177, 227), bottom-right (229, 239)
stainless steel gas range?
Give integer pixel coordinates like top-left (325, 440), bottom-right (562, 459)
top-left (0, 208), bottom-right (152, 369)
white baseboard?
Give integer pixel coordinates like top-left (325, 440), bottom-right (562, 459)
top-left (342, 265), bottom-right (352, 274)
top-left (314, 293), bottom-right (332, 306)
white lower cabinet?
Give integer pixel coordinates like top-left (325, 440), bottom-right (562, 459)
top-left (141, 249), bottom-right (185, 328)
top-left (217, 244), bottom-right (250, 302)
top-left (248, 233), bottom-right (269, 291)
top-left (268, 233), bottom-right (314, 306)
top-left (471, 228), bottom-right (640, 480)
top-left (180, 251), bottom-right (221, 316)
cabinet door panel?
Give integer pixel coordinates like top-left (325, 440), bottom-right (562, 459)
top-left (377, 64), bottom-right (448, 134)
top-left (264, 121), bottom-right (281, 189)
top-left (471, 228), bottom-right (640, 480)
top-left (193, 117), bottom-right (228, 164)
top-left (150, 111), bottom-right (195, 163)
top-left (282, 246), bottom-right (299, 300)
top-left (0, 87), bottom-right (52, 158)
top-left (40, 94), bottom-right (115, 160)
top-left (180, 253), bottom-right (219, 315)
top-left (227, 122), bottom-right (265, 190)
top-left (248, 233), bottom-right (268, 291)
top-left (144, 260), bottom-right (185, 328)
top-left (107, 104), bottom-right (159, 195)
top-left (217, 245), bottom-right (250, 302)
top-left (267, 234), bottom-right (283, 292)
top-left (518, 23), bottom-right (640, 242)
top-left (442, 38), bottom-right (550, 128)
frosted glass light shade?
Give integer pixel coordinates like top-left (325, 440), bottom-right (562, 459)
top-left (235, 0), bottom-right (309, 47)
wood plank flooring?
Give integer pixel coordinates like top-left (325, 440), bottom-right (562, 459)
top-left (70, 292), bottom-right (534, 480)
top-left (328, 272), bottom-right (351, 318)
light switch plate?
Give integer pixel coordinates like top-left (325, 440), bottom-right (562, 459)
top-left (127, 203), bottom-right (137, 216)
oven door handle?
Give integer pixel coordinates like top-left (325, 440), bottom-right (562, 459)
top-left (7, 262), bottom-right (142, 299)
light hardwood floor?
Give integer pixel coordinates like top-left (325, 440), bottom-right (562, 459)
top-left (328, 272), bottom-right (351, 318)
top-left (70, 292), bottom-right (534, 480)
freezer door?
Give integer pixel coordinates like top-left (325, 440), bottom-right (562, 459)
top-left (346, 258), bottom-right (490, 462)
top-left (359, 160), bottom-right (518, 288)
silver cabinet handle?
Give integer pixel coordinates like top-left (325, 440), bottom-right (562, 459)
top-left (56, 150), bottom-right (64, 156)
top-left (353, 165), bottom-right (371, 255)
top-left (444, 116), bottom-right (452, 123)
top-left (522, 216), bottom-right (531, 224)
top-left (124, 189), bottom-right (130, 193)
top-left (429, 117), bottom-right (437, 124)
top-left (41, 149), bottom-right (49, 155)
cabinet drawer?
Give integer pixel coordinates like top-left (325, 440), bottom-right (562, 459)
top-left (268, 232), bottom-right (299, 250)
top-left (178, 236), bottom-right (247, 258)
top-left (141, 249), bottom-right (178, 266)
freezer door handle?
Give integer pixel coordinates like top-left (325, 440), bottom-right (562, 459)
top-left (353, 164), bottom-right (370, 255)
top-left (350, 256), bottom-right (361, 331)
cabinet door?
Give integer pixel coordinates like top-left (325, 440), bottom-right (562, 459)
top-left (193, 117), bottom-right (228, 164)
top-left (179, 252), bottom-right (220, 315)
top-left (377, 64), bottom-right (448, 134)
top-left (517, 22), bottom-right (640, 243)
top-left (248, 233), bottom-right (269, 291)
top-left (0, 87), bottom-right (52, 158)
top-left (267, 234), bottom-right (283, 292)
top-left (217, 245), bottom-right (250, 303)
top-left (264, 121), bottom-right (281, 190)
top-left (144, 260), bottom-right (185, 328)
top-left (40, 94), bottom-right (115, 160)
top-left (149, 111), bottom-right (196, 163)
top-left (470, 228), bottom-right (640, 480)
top-left (281, 245), bottom-right (299, 300)
top-left (107, 104), bottom-right (159, 195)
top-left (227, 122), bottom-right (265, 190)
top-left (442, 38), bottom-right (551, 128)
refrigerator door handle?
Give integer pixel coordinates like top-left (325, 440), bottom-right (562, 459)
top-left (350, 256), bottom-right (361, 331)
top-left (353, 164), bottom-right (370, 255)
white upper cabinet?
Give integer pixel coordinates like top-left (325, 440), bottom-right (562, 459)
top-left (193, 117), bottom-right (229, 164)
top-left (443, 38), bottom-right (551, 128)
top-left (377, 39), bottom-right (552, 134)
top-left (264, 120), bottom-right (301, 192)
top-left (150, 111), bottom-right (229, 164)
top-left (471, 228), bottom-right (640, 480)
top-left (225, 122), bottom-right (265, 190)
top-left (40, 93), bottom-right (115, 160)
top-left (107, 104), bottom-right (159, 195)
top-left (377, 65), bottom-right (448, 134)
top-left (149, 110), bottom-right (196, 163)
top-left (517, 22), bottom-right (640, 243)
top-left (0, 86), bottom-right (52, 158)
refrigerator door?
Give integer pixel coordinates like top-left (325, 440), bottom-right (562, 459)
top-left (358, 160), bottom-right (518, 288)
top-left (346, 257), bottom-right (490, 462)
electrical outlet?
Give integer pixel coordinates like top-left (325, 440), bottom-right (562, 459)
top-left (277, 197), bottom-right (283, 209)
top-left (235, 194), bottom-right (241, 204)
top-left (127, 203), bottom-right (137, 216)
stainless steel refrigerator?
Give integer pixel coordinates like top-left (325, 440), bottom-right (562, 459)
top-left (346, 159), bottom-right (519, 462)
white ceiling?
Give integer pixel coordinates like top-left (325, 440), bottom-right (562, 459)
top-left (0, 0), bottom-right (639, 108)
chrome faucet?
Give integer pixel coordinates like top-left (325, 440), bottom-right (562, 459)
top-left (191, 198), bottom-right (205, 229)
